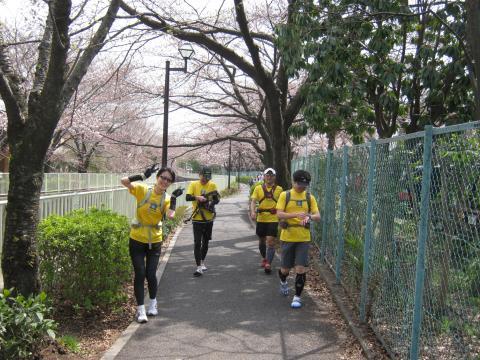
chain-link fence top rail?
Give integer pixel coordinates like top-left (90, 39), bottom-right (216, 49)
top-left (292, 121), bottom-right (479, 360)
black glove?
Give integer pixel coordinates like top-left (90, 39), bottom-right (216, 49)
top-left (128, 174), bottom-right (144, 182)
top-left (172, 188), bottom-right (183, 198)
top-left (169, 196), bottom-right (177, 211)
top-left (144, 163), bottom-right (159, 179)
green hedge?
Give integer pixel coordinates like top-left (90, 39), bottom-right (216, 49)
top-left (0, 289), bottom-right (56, 360)
top-left (37, 208), bottom-right (131, 310)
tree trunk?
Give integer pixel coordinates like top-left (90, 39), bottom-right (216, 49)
top-left (466, 0), bottom-right (480, 121)
top-left (2, 114), bottom-right (52, 294)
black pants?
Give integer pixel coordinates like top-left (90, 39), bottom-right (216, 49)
top-left (193, 221), bottom-right (213, 266)
top-left (129, 238), bottom-right (161, 305)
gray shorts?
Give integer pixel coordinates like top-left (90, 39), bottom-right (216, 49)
top-left (280, 241), bottom-right (310, 268)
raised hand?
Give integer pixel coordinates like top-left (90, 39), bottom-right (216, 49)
top-left (143, 163), bottom-right (160, 179)
top-left (172, 188), bottom-right (183, 198)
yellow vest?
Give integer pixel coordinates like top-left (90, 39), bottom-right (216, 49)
top-left (251, 183), bottom-right (283, 223)
top-left (276, 189), bottom-right (319, 242)
top-left (129, 184), bottom-right (171, 243)
top-left (186, 180), bottom-right (218, 221)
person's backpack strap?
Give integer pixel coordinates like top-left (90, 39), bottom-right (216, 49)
top-left (137, 188), bottom-right (166, 213)
top-left (138, 188), bottom-right (153, 208)
top-left (283, 190), bottom-right (311, 212)
top-left (284, 190), bottom-right (291, 211)
top-left (259, 183), bottom-right (277, 204)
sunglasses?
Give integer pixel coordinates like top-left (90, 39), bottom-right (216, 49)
top-left (159, 175), bottom-right (173, 183)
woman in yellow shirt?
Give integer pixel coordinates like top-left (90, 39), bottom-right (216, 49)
top-left (121, 165), bottom-right (181, 323)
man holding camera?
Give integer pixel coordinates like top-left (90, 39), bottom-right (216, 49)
top-left (276, 169), bottom-right (321, 309)
top-left (186, 167), bottom-right (220, 277)
top-left (250, 168), bottom-right (283, 274)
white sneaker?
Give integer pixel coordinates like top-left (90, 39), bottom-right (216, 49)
top-left (147, 299), bottom-right (158, 316)
top-left (291, 295), bottom-right (302, 309)
top-left (201, 263), bottom-right (208, 271)
top-left (136, 305), bottom-right (148, 323)
top-left (193, 266), bottom-right (203, 277)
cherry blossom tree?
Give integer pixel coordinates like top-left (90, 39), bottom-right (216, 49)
top-left (118, 0), bottom-right (308, 187)
top-left (0, 0), bottom-right (121, 295)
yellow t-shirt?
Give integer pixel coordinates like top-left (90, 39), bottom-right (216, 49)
top-left (129, 183), bottom-right (171, 243)
top-left (187, 180), bottom-right (218, 221)
top-left (251, 183), bottom-right (283, 223)
top-left (276, 189), bottom-right (319, 242)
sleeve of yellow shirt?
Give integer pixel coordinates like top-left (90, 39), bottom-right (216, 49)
top-left (276, 191), bottom-right (286, 211)
top-left (187, 181), bottom-right (195, 196)
top-left (251, 185), bottom-right (260, 201)
top-left (129, 183), bottom-right (147, 202)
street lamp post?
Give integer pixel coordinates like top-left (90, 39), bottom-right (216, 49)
top-left (162, 43), bottom-right (195, 167)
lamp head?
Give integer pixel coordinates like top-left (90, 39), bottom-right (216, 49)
top-left (179, 42), bottom-right (195, 60)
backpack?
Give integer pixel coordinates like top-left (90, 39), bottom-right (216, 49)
top-left (283, 190), bottom-right (311, 212)
top-left (258, 183), bottom-right (277, 204)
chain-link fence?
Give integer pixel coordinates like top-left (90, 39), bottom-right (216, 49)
top-left (292, 121), bottom-right (480, 360)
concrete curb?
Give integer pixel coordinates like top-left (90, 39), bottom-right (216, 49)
top-left (100, 223), bottom-right (185, 360)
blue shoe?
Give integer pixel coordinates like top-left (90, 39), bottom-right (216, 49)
top-left (280, 281), bottom-right (289, 296)
top-left (291, 296), bottom-right (302, 309)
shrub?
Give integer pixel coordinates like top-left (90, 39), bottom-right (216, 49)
top-left (0, 289), bottom-right (56, 360)
top-left (163, 206), bottom-right (187, 239)
top-left (37, 208), bottom-right (131, 310)
top-left (220, 185), bottom-right (240, 197)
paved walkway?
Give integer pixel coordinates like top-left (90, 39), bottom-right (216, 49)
top-left (104, 187), bottom-right (345, 359)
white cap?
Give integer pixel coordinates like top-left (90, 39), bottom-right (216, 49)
top-left (263, 168), bottom-right (276, 175)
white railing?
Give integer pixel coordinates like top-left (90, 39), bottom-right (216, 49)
top-left (0, 175), bottom-right (229, 287)
top-left (0, 173), bottom-right (130, 196)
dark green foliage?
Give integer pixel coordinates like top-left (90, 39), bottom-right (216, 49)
top-left (0, 289), bottom-right (57, 360)
top-left (277, 0), bottom-right (475, 140)
top-left (37, 208), bottom-right (131, 310)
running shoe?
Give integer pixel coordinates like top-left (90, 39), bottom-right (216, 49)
top-left (136, 305), bottom-right (148, 323)
top-left (291, 296), bottom-right (302, 309)
top-left (201, 263), bottom-right (208, 272)
top-left (264, 263), bottom-right (272, 274)
top-left (193, 267), bottom-right (203, 277)
top-left (280, 281), bottom-right (289, 296)
top-left (147, 299), bottom-right (158, 316)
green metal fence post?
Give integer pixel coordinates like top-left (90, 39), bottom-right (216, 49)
top-left (409, 125), bottom-right (433, 360)
top-left (320, 151), bottom-right (332, 262)
top-left (335, 146), bottom-right (349, 283)
top-left (360, 139), bottom-right (377, 322)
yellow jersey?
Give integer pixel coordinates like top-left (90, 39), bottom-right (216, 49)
top-left (251, 183), bottom-right (283, 223)
top-left (187, 180), bottom-right (218, 221)
top-left (129, 183), bottom-right (171, 243)
top-left (276, 189), bottom-right (319, 242)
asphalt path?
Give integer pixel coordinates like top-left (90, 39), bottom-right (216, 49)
top-left (108, 187), bottom-right (344, 359)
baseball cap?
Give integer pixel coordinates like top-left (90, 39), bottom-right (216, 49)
top-left (263, 168), bottom-right (276, 175)
top-left (293, 169), bottom-right (311, 186)
top-left (199, 166), bottom-right (212, 180)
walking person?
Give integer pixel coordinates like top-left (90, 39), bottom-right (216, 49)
top-left (185, 166), bottom-right (220, 277)
top-left (276, 169), bottom-right (321, 309)
top-left (121, 165), bottom-right (182, 323)
top-left (250, 168), bottom-right (283, 274)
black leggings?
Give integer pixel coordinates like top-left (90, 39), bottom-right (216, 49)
top-left (193, 221), bottom-right (213, 266)
top-left (129, 238), bottom-right (161, 305)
